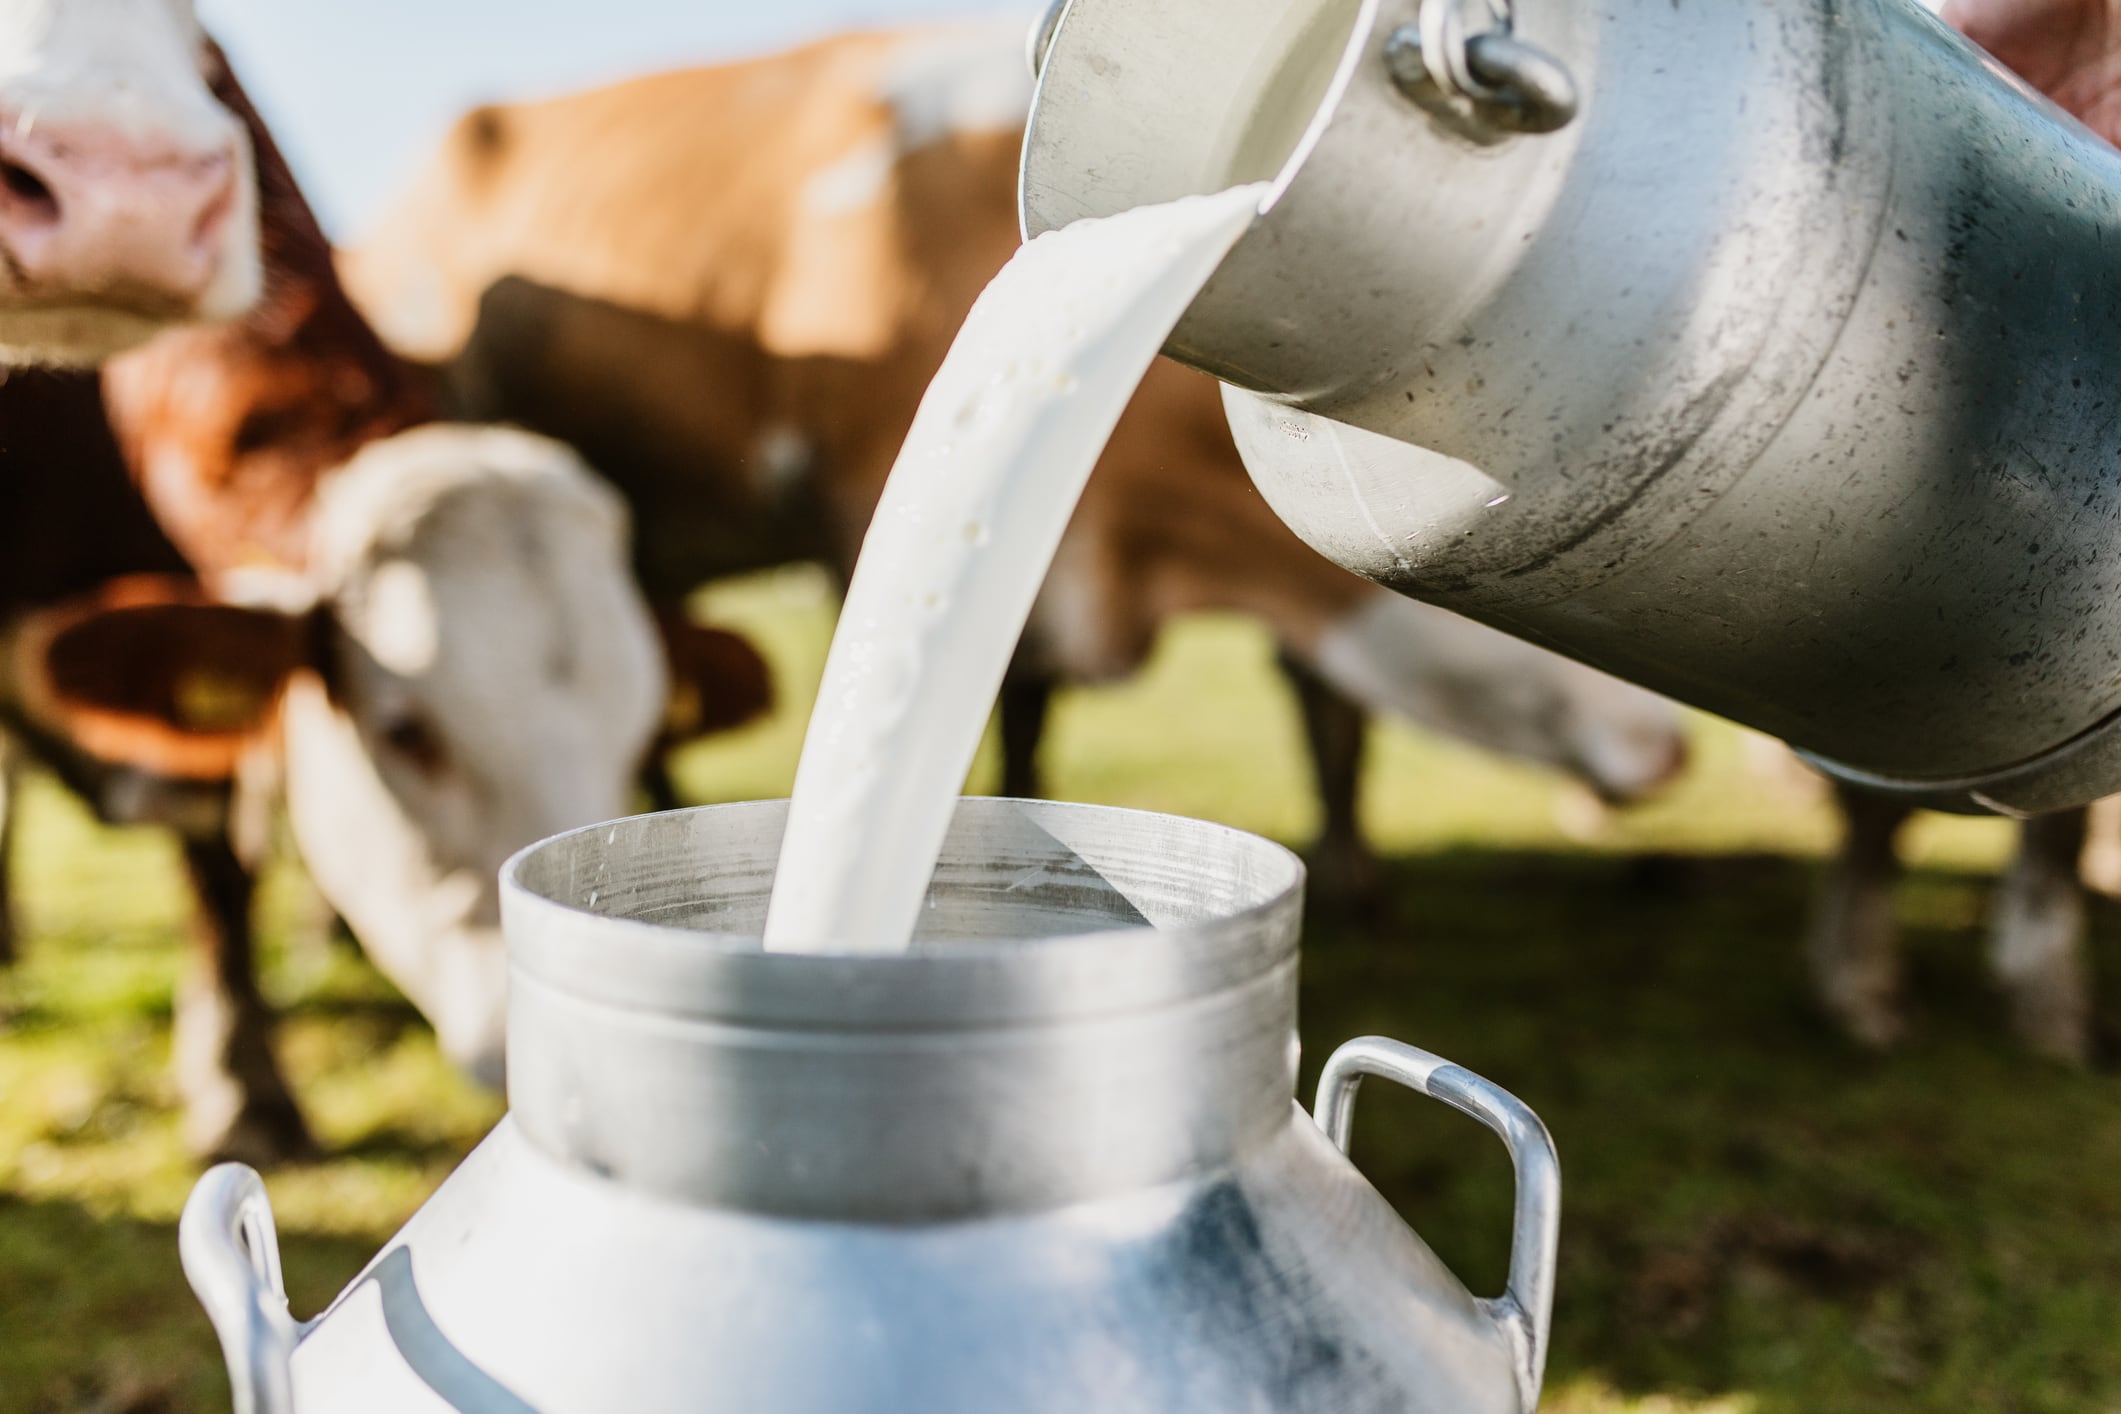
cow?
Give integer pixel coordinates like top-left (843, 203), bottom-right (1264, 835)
top-left (0, 0), bottom-right (269, 948)
top-left (0, 2), bottom-right (261, 362)
top-left (0, 53), bottom-right (677, 1167)
top-left (341, 21), bottom-right (1689, 906)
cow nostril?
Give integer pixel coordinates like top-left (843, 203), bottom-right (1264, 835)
top-left (0, 159), bottom-right (57, 223)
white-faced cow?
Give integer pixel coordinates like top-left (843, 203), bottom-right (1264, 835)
top-left (0, 1), bottom-right (261, 362)
top-left (342, 22), bottom-right (1688, 905)
top-left (0, 54), bottom-right (679, 1165)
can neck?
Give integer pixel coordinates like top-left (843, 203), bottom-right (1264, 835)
top-left (507, 946), bottom-right (1299, 1220)
top-left (500, 800), bottom-right (1308, 1220)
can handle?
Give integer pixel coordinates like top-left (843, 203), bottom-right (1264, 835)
top-left (1314, 1037), bottom-right (1559, 1413)
top-left (1385, 0), bottom-right (1579, 135)
top-left (1026, 0), bottom-right (1069, 79)
top-left (179, 1163), bottom-right (302, 1414)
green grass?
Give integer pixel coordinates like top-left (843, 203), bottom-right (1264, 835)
top-left (5, 564), bottom-right (2115, 1413)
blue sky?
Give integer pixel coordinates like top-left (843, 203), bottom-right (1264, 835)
top-left (198, 1), bottom-right (1954, 241)
top-left (197, 0), bottom-right (1031, 239)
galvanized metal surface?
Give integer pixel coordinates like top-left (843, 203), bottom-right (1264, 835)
top-left (502, 798), bottom-right (1305, 1221)
top-left (183, 799), bottom-right (1557, 1412)
top-left (1024, 0), bottom-right (2121, 813)
top-left (179, 1164), bottom-right (299, 1414)
top-left (1317, 1037), bottom-right (1561, 1414)
top-left (1384, 0), bottom-right (1579, 134)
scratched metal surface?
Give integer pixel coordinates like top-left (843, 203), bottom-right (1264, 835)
top-left (1031, 0), bottom-right (2121, 810)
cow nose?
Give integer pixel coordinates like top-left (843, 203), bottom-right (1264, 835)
top-left (0, 120), bottom-right (239, 309)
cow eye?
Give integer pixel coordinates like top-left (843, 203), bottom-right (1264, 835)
top-left (378, 711), bottom-right (447, 775)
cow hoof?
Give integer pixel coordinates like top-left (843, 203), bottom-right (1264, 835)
top-left (187, 1096), bottom-right (319, 1169)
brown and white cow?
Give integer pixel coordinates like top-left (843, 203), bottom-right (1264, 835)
top-left (0, 1), bottom-right (260, 362)
top-left (0, 54), bottom-right (673, 1165)
top-left (344, 22), bottom-right (1687, 901)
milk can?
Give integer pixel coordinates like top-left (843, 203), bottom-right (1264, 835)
top-left (181, 798), bottom-right (1560, 1413)
top-left (1024, 0), bottom-right (2121, 814)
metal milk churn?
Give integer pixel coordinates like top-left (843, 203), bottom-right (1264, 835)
top-left (1023, 0), bottom-right (2121, 815)
top-left (182, 799), bottom-right (1561, 1413)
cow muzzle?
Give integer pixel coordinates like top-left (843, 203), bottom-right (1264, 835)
top-left (0, 115), bottom-right (246, 319)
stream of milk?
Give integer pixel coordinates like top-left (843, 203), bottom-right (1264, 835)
top-left (761, 183), bottom-right (1268, 955)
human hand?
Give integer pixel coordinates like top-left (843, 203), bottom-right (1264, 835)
top-left (1941, 0), bottom-right (2121, 144)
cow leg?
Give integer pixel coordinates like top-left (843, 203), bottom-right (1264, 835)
top-left (1809, 783), bottom-right (1913, 1048)
top-left (171, 836), bottom-right (314, 1165)
top-left (1990, 808), bottom-right (2093, 1066)
top-left (0, 735), bottom-right (17, 967)
top-left (999, 671), bottom-right (1055, 800)
top-left (1278, 649), bottom-right (1381, 914)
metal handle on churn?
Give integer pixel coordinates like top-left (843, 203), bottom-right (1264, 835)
top-left (1386, 0), bottom-right (1578, 134)
top-left (1315, 1036), bottom-right (1561, 1413)
top-left (179, 1163), bottom-right (301, 1414)
top-left (1027, 0), bottom-right (1069, 79)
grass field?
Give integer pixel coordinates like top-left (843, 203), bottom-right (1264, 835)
top-left (4, 566), bottom-right (2117, 1413)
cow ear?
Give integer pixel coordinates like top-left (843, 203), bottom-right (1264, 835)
top-left (10, 576), bottom-right (318, 782)
top-left (654, 611), bottom-right (774, 739)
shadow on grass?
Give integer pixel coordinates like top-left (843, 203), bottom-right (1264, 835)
top-left (1295, 848), bottom-right (2121, 1413)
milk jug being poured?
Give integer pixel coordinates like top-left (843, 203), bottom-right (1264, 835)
top-left (779, 0), bottom-right (2121, 954)
top-left (1027, 0), bottom-right (2121, 817)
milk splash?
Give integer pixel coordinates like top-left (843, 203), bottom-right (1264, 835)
top-left (762, 183), bottom-right (1267, 954)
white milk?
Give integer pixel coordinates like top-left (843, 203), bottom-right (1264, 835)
top-left (762, 183), bottom-right (1267, 955)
